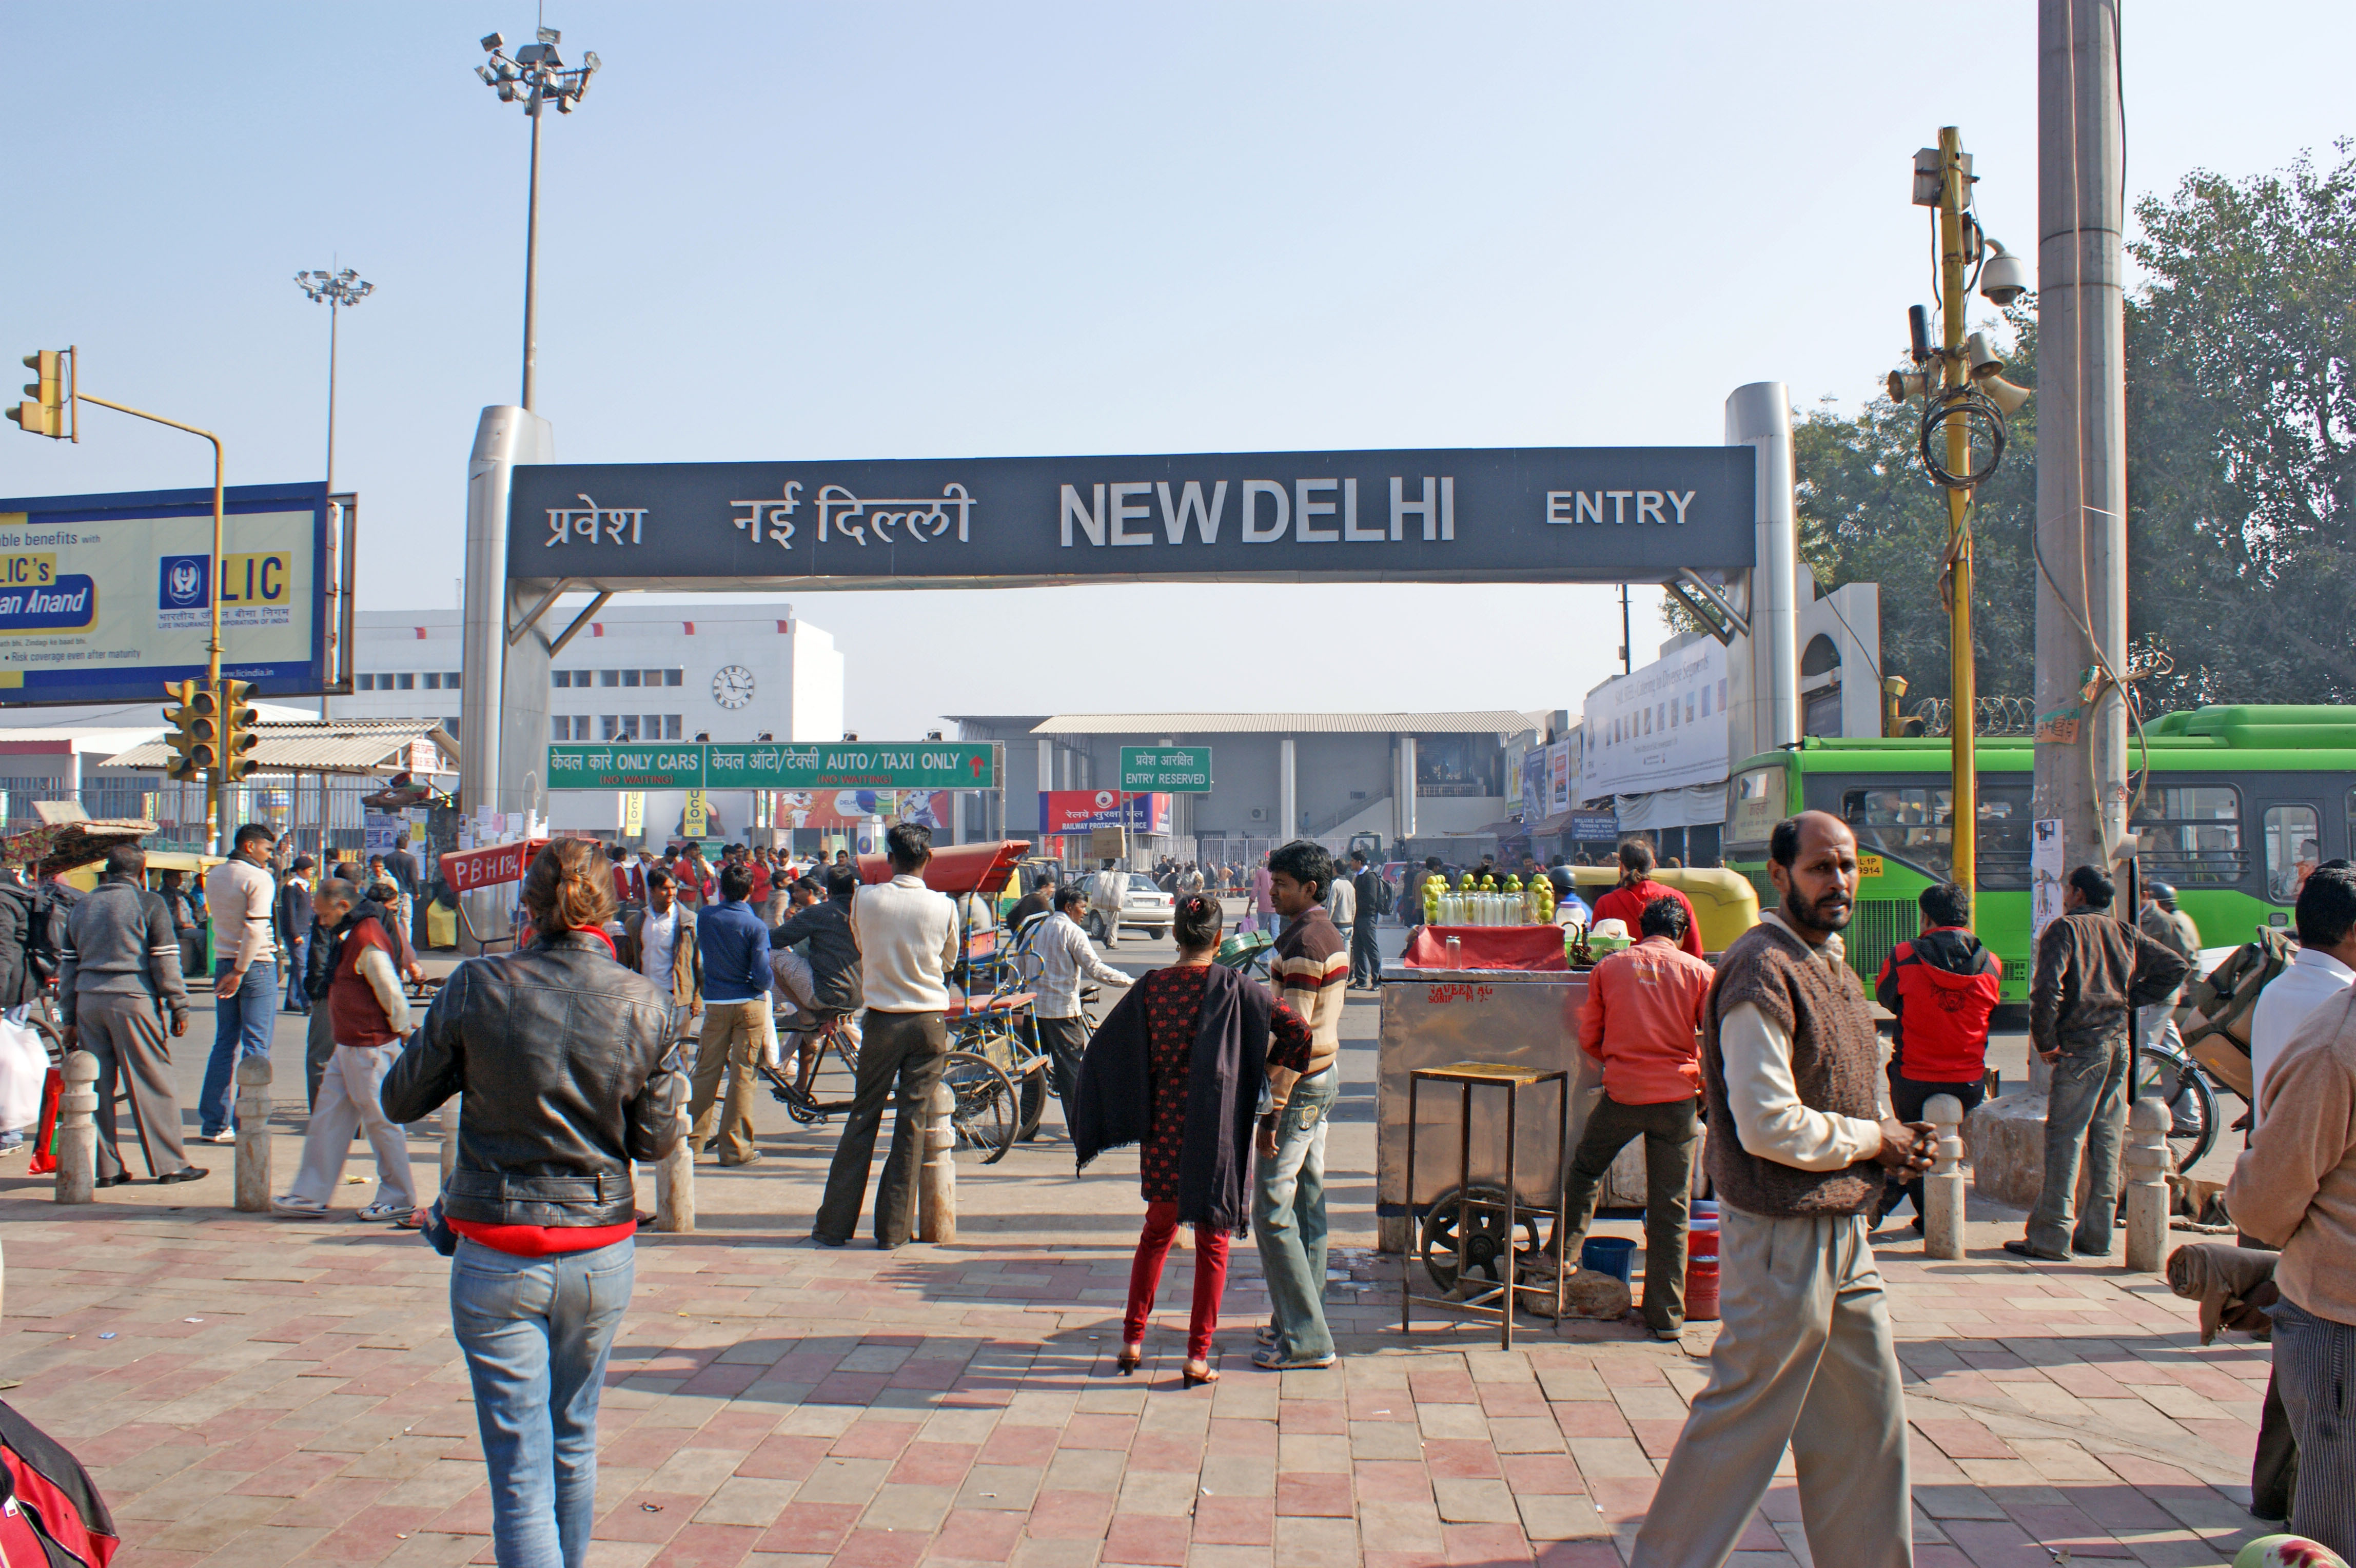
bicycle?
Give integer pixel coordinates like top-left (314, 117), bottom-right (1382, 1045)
top-left (2132, 1037), bottom-right (2233, 1174)
top-left (757, 1010), bottom-right (860, 1124)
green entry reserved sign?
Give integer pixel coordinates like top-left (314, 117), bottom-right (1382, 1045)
top-left (1118, 745), bottom-right (1213, 792)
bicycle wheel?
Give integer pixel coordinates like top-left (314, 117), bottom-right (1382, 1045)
top-left (2138, 1045), bottom-right (2221, 1172)
top-left (943, 1049), bottom-right (1019, 1165)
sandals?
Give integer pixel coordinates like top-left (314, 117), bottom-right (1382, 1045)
top-left (1181, 1360), bottom-right (1218, 1388)
top-left (1115, 1343), bottom-right (1143, 1376)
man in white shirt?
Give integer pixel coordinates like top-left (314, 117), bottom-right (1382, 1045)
top-left (1020, 885), bottom-right (1131, 1135)
top-left (199, 823), bottom-right (281, 1142)
top-left (814, 822), bottom-right (959, 1249)
top-left (1089, 861), bottom-right (1129, 948)
top-left (621, 870), bottom-right (699, 1012)
top-left (1635, 811), bottom-right (1930, 1568)
top-left (2250, 865), bottom-right (2356, 1128)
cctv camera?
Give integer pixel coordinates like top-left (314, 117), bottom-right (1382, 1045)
top-left (1979, 240), bottom-right (2031, 305)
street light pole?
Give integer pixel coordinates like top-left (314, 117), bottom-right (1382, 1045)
top-left (1936, 128), bottom-right (1978, 904)
top-left (296, 267), bottom-right (371, 718)
top-left (477, 26), bottom-right (599, 414)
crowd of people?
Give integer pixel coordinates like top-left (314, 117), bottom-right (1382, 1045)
top-left (13, 811), bottom-right (2355, 1563)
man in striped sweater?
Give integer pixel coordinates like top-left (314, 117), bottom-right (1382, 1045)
top-left (1256, 839), bottom-right (1349, 1370)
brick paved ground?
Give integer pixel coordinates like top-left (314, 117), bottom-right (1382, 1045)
top-left (0, 948), bottom-right (2279, 1565)
top-left (0, 1172), bottom-right (2276, 1568)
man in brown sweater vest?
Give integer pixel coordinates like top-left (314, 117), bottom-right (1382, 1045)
top-left (1635, 812), bottom-right (1933, 1568)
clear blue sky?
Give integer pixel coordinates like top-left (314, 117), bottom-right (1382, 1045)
top-left (4, 3), bottom-right (2350, 737)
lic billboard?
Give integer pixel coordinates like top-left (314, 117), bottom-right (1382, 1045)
top-left (0, 481), bottom-right (343, 705)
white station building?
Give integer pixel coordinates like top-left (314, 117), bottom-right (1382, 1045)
top-left (341, 603), bottom-right (845, 842)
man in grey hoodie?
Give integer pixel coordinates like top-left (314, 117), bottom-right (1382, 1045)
top-left (60, 844), bottom-right (202, 1185)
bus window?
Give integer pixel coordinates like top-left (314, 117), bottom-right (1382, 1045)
top-left (2132, 787), bottom-right (2245, 887)
top-left (2263, 803), bottom-right (2321, 904)
top-left (1837, 780), bottom-right (2031, 886)
top-left (1730, 767), bottom-right (1785, 848)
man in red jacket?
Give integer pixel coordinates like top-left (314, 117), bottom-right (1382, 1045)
top-left (1566, 895), bottom-right (1716, 1338)
top-left (1591, 838), bottom-right (1703, 958)
top-left (1873, 880), bottom-right (2001, 1231)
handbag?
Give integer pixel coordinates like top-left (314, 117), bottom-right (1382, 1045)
top-left (417, 1196), bottom-right (459, 1257)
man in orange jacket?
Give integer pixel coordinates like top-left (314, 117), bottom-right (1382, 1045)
top-left (1873, 881), bottom-right (2001, 1231)
top-left (1565, 895), bottom-right (1716, 1338)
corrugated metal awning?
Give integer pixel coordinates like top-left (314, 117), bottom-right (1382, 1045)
top-left (1028, 711), bottom-right (1544, 736)
top-left (99, 719), bottom-right (459, 777)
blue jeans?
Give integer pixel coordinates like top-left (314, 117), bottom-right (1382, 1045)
top-left (199, 959), bottom-right (279, 1137)
top-left (451, 1237), bottom-right (635, 1568)
top-left (1255, 1068), bottom-right (1338, 1363)
top-left (2028, 1033), bottom-right (2130, 1257)
top-left (282, 932), bottom-right (309, 1013)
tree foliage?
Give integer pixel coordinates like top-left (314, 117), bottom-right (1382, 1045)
top-left (1776, 141), bottom-right (2356, 713)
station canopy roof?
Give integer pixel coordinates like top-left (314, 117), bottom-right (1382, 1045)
top-left (1021, 711), bottom-right (1546, 736)
top-left (100, 718), bottom-right (459, 778)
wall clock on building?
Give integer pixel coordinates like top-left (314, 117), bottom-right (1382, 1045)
top-left (712, 665), bottom-right (756, 710)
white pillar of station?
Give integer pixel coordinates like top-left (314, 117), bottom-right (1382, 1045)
top-left (1723, 382), bottom-right (1802, 763)
top-left (1279, 737), bottom-right (1297, 841)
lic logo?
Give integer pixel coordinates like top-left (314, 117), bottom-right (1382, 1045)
top-left (159, 555), bottom-right (209, 609)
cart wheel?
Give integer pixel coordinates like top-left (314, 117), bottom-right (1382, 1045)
top-left (944, 1050), bottom-right (1018, 1165)
top-left (1419, 1185), bottom-right (1544, 1293)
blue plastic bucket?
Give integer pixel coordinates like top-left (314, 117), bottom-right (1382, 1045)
top-left (1581, 1234), bottom-right (1637, 1283)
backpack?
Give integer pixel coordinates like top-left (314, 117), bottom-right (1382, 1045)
top-left (0, 1396), bottom-right (120, 1566)
top-left (2176, 928), bottom-right (2294, 1099)
top-left (26, 883), bottom-right (77, 987)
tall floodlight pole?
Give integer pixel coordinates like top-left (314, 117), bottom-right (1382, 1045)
top-left (2034, 0), bottom-right (2128, 912)
top-left (295, 267), bottom-right (370, 719)
top-left (477, 27), bottom-right (599, 412)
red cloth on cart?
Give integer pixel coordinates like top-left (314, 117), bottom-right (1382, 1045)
top-left (1400, 926), bottom-right (1568, 971)
top-left (27, 1066), bottom-right (60, 1175)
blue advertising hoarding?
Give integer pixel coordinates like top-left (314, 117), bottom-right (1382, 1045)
top-left (0, 482), bottom-right (337, 705)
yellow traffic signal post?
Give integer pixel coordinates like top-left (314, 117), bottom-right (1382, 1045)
top-left (8, 348), bottom-right (237, 852)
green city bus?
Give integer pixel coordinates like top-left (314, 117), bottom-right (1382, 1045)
top-left (1725, 705), bottom-right (2356, 1002)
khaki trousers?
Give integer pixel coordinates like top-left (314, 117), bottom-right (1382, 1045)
top-left (80, 993), bottom-right (188, 1180)
top-left (1632, 1207), bottom-right (1912, 1568)
top-left (688, 999), bottom-right (768, 1164)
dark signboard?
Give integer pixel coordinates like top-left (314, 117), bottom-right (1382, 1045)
top-left (507, 447), bottom-right (1755, 588)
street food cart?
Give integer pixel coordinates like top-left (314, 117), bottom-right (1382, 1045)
top-left (1376, 877), bottom-right (1760, 1284)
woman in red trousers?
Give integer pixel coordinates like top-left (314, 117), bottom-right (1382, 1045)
top-left (1072, 893), bottom-right (1314, 1386)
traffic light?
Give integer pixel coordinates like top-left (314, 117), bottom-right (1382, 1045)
top-left (5, 348), bottom-right (72, 439)
top-left (161, 680), bottom-right (203, 781)
top-left (218, 678), bottom-right (261, 782)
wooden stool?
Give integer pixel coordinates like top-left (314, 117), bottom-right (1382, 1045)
top-left (1400, 1061), bottom-right (1570, 1349)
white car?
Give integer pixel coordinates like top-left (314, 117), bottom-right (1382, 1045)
top-left (1091, 873), bottom-right (1174, 938)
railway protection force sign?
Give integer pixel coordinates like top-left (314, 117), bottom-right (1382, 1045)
top-left (507, 447), bottom-right (1756, 590)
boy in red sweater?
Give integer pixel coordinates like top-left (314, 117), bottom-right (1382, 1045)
top-left (1566, 895), bottom-right (1715, 1337)
top-left (1872, 880), bottom-right (2000, 1230)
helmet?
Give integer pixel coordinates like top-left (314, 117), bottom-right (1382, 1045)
top-left (2146, 879), bottom-right (2177, 906)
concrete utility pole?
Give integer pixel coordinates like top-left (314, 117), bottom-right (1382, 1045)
top-left (2033, 0), bottom-right (2130, 893)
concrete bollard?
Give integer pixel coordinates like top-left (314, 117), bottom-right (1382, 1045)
top-left (919, 1078), bottom-right (957, 1245)
top-left (234, 1057), bottom-right (273, 1212)
top-left (54, 1050), bottom-right (98, 1204)
top-left (2124, 1095), bottom-right (2171, 1273)
top-left (655, 1108), bottom-right (694, 1233)
top-left (1922, 1093), bottom-right (1966, 1261)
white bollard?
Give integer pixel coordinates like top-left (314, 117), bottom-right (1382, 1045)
top-left (919, 1078), bottom-right (957, 1245)
top-left (1922, 1093), bottom-right (1966, 1260)
top-left (2124, 1095), bottom-right (2171, 1273)
top-left (54, 1050), bottom-right (98, 1204)
top-left (655, 1107), bottom-right (694, 1233)
top-left (234, 1057), bottom-right (272, 1211)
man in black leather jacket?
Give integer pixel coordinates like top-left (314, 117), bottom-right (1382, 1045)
top-left (771, 865), bottom-right (863, 1017)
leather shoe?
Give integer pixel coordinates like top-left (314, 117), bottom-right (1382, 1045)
top-left (154, 1167), bottom-right (208, 1185)
top-left (2002, 1239), bottom-right (2070, 1262)
top-left (96, 1171), bottom-right (134, 1188)
top-left (810, 1233), bottom-right (848, 1248)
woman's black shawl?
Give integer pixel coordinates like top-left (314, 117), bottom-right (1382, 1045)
top-left (1070, 964), bottom-right (1270, 1236)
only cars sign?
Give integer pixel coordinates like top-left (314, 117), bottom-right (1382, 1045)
top-left (546, 741), bottom-right (997, 791)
